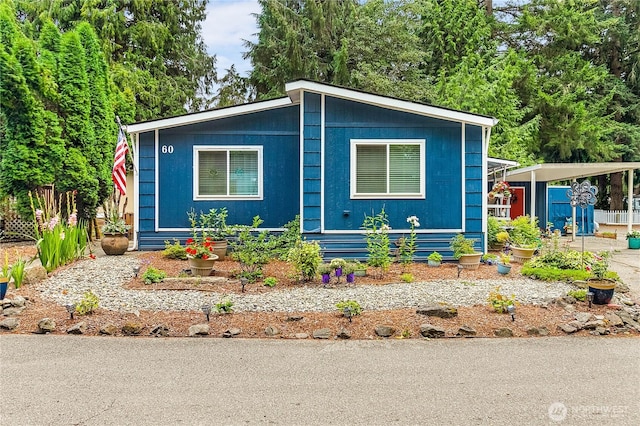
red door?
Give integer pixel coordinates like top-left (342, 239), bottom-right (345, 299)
top-left (510, 187), bottom-right (525, 219)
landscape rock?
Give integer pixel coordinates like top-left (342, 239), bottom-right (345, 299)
top-left (264, 325), bottom-right (280, 336)
top-left (286, 315), bottom-right (303, 322)
top-left (188, 324), bottom-right (210, 336)
top-left (526, 326), bottom-right (549, 336)
top-left (100, 323), bottom-right (119, 335)
top-left (66, 322), bottom-right (86, 335)
top-left (374, 325), bottom-right (396, 337)
top-left (23, 265), bottom-right (47, 286)
top-left (0, 317), bottom-right (19, 330)
top-left (574, 312), bottom-right (594, 323)
top-left (558, 323), bottom-right (578, 334)
top-left (312, 328), bottom-right (331, 339)
top-left (222, 327), bottom-right (241, 338)
top-left (590, 327), bottom-right (609, 336)
top-left (582, 320), bottom-right (605, 330)
top-left (420, 324), bottom-right (446, 338)
top-left (122, 323), bottom-right (143, 335)
top-left (336, 328), bottom-right (351, 339)
top-left (294, 333), bottom-right (309, 339)
top-left (37, 318), bottom-right (56, 334)
top-left (567, 320), bottom-right (583, 330)
top-left (2, 307), bottom-right (24, 316)
top-left (416, 305), bottom-right (458, 318)
top-left (494, 327), bottom-right (513, 337)
top-left (11, 296), bottom-right (26, 307)
top-left (456, 325), bottom-right (477, 337)
top-left (150, 324), bottom-right (169, 337)
top-left (604, 313), bottom-right (623, 327)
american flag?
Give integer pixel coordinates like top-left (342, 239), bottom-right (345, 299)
top-left (112, 127), bottom-right (129, 196)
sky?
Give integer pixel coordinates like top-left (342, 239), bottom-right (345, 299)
top-left (203, 0), bottom-right (260, 79)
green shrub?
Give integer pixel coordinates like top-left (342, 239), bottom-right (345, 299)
top-left (142, 267), bottom-right (166, 284)
top-left (567, 289), bottom-right (587, 301)
top-left (162, 239), bottom-right (187, 260)
top-left (336, 300), bottom-right (362, 316)
top-left (263, 277), bottom-right (278, 287)
top-left (508, 215), bottom-right (541, 248)
top-left (487, 286), bottom-right (517, 313)
top-left (230, 216), bottom-right (271, 283)
top-left (400, 273), bottom-right (414, 282)
top-left (76, 291), bottom-right (99, 315)
top-left (287, 240), bottom-right (322, 282)
top-left (271, 215), bottom-right (301, 260)
top-left (362, 208), bottom-right (391, 271)
top-left (449, 234), bottom-right (477, 259)
top-left (216, 298), bottom-right (234, 313)
top-left (521, 265), bottom-right (590, 282)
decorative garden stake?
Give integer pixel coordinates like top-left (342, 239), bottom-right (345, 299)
top-left (457, 264), bottom-right (463, 278)
top-left (566, 180), bottom-right (598, 268)
top-left (507, 304), bottom-right (516, 322)
top-left (240, 278), bottom-right (248, 293)
top-left (201, 304), bottom-right (211, 322)
top-left (133, 265), bottom-right (141, 278)
top-left (65, 304), bottom-right (76, 320)
top-left (587, 292), bottom-right (594, 309)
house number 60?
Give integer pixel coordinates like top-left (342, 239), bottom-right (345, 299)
top-left (161, 145), bottom-right (174, 154)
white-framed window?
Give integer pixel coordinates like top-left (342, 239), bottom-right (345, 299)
top-left (350, 139), bottom-right (425, 199)
top-left (193, 146), bottom-right (263, 200)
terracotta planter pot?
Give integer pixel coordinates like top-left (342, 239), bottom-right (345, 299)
top-left (511, 247), bottom-right (535, 263)
top-left (188, 255), bottom-right (219, 276)
top-left (101, 233), bottom-right (129, 255)
top-left (212, 240), bottom-right (228, 260)
top-left (458, 253), bottom-right (482, 270)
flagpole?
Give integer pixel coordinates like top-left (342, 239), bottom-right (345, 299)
top-left (116, 116), bottom-right (138, 174)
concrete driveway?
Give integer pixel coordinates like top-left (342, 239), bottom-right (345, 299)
top-left (1, 335), bottom-right (638, 425)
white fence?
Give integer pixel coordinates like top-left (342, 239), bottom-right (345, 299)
top-left (594, 209), bottom-right (640, 224)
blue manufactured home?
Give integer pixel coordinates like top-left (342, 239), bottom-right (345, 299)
top-left (125, 80), bottom-right (498, 259)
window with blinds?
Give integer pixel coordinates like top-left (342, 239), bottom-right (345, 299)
top-left (194, 146), bottom-right (262, 199)
top-left (351, 139), bottom-right (425, 198)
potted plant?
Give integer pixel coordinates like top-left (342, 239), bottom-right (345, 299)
top-left (352, 260), bottom-right (367, 277)
top-left (188, 207), bottom-right (229, 260)
top-left (496, 253), bottom-right (512, 275)
top-left (626, 230), bottom-right (640, 250)
top-left (330, 258), bottom-right (347, 279)
top-left (185, 209), bottom-right (222, 276)
top-left (587, 251), bottom-right (616, 304)
top-left (449, 234), bottom-right (481, 270)
top-left (101, 199), bottom-right (131, 255)
top-left (343, 261), bottom-right (357, 283)
top-left (318, 263), bottom-right (332, 285)
top-left (427, 251), bottom-right (442, 267)
top-left (0, 251), bottom-right (10, 300)
top-left (508, 215), bottom-right (541, 263)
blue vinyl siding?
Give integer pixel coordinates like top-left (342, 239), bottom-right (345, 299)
top-left (321, 96), bottom-right (463, 231)
top-left (302, 93), bottom-right (322, 233)
top-left (155, 105), bottom-right (299, 230)
top-left (138, 131), bottom-right (156, 233)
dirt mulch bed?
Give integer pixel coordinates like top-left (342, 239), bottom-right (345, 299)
top-left (1, 243), bottom-right (638, 339)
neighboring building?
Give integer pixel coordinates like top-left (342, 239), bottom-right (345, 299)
top-left (125, 80), bottom-right (498, 259)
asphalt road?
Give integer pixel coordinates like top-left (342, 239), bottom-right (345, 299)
top-left (1, 335), bottom-right (638, 425)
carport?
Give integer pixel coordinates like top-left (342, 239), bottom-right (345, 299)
top-left (504, 162), bottom-right (640, 233)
